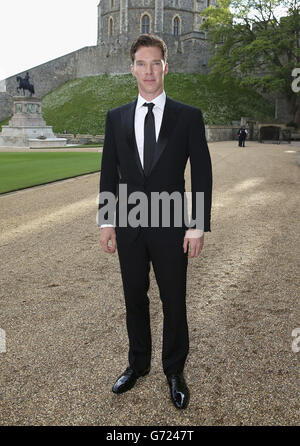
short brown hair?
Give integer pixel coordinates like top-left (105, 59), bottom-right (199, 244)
top-left (130, 34), bottom-right (168, 63)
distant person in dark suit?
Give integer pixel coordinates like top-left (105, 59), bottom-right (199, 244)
top-left (238, 126), bottom-right (248, 147)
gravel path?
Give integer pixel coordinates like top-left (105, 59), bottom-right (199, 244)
top-left (0, 141), bottom-right (299, 426)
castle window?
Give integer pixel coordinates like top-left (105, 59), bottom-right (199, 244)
top-left (173, 16), bottom-right (180, 36)
top-left (111, 0), bottom-right (114, 8)
top-left (173, 0), bottom-right (179, 6)
top-left (109, 17), bottom-right (114, 36)
top-left (141, 14), bottom-right (150, 34)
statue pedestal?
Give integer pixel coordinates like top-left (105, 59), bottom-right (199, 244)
top-left (0, 97), bottom-right (67, 148)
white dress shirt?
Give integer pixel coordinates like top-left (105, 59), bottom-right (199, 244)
top-left (101, 90), bottom-right (203, 238)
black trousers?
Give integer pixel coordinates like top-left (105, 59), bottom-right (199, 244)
top-left (239, 137), bottom-right (246, 147)
top-left (116, 228), bottom-right (189, 376)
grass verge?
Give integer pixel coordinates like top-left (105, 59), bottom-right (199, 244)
top-left (0, 152), bottom-right (101, 194)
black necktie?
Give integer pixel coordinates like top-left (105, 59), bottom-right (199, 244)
top-left (143, 102), bottom-right (156, 176)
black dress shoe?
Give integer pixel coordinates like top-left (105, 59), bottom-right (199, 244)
top-left (112, 367), bottom-right (150, 394)
top-left (167, 373), bottom-right (190, 409)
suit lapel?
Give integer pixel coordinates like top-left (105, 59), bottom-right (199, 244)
top-left (122, 98), bottom-right (145, 178)
top-left (150, 96), bottom-right (179, 176)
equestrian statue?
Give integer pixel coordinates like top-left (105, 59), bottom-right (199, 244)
top-left (16, 72), bottom-right (35, 96)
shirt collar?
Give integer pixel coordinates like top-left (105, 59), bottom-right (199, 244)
top-left (137, 90), bottom-right (166, 111)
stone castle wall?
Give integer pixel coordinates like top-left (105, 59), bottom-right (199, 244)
top-left (1, 46), bottom-right (101, 120)
top-left (0, 1), bottom-right (224, 122)
top-left (3, 46), bottom-right (102, 100)
top-left (0, 92), bottom-right (13, 122)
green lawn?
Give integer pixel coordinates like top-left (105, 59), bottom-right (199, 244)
top-left (0, 152), bottom-right (101, 194)
top-left (40, 73), bottom-right (274, 134)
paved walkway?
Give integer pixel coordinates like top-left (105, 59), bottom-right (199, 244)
top-left (0, 141), bottom-right (299, 425)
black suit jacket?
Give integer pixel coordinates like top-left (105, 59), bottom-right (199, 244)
top-left (98, 95), bottom-right (212, 243)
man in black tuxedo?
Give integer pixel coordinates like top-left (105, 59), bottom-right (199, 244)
top-left (98, 34), bottom-right (212, 410)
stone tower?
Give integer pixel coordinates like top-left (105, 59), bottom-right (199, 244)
top-left (97, 0), bottom-right (215, 72)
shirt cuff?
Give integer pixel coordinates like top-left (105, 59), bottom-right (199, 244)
top-left (185, 229), bottom-right (204, 238)
top-left (100, 224), bottom-right (115, 228)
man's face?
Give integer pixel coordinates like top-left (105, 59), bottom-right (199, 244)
top-left (130, 45), bottom-right (168, 99)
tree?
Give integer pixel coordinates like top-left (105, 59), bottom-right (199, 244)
top-left (200, 0), bottom-right (300, 125)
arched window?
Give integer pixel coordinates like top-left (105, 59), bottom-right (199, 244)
top-left (109, 17), bottom-right (114, 36)
top-left (141, 14), bottom-right (150, 33)
top-left (111, 0), bottom-right (114, 8)
top-left (174, 0), bottom-right (179, 6)
top-left (173, 16), bottom-right (180, 36)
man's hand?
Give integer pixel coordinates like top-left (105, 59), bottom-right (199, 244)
top-left (100, 227), bottom-right (117, 254)
top-left (183, 234), bottom-right (204, 258)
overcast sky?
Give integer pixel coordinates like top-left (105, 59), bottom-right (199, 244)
top-left (0, 0), bottom-right (99, 80)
